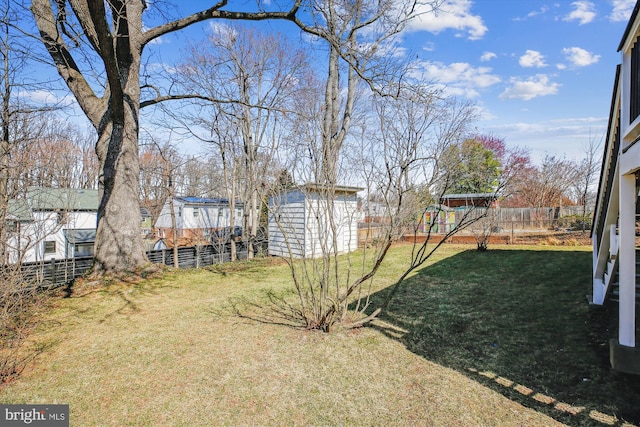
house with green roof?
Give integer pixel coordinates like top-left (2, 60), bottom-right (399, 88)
top-left (5, 188), bottom-right (99, 263)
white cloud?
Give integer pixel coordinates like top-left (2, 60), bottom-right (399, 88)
top-left (422, 42), bottom-right (436, 52)
top-left (409, 0), bottom-right (487, 40)
top-left (610, 0), bottom-right (635, 22)
top-left (482, 116), bottom-right (607, 164)
top-left (526, 6), bottom-right (550, 19)
top-left (415, 60), bottom-right (500, 98)
top-left (563, 1), bottom-right (597, 25)
top-left (519, 50), bottom-right (547, 68)
top-left (19, 89), bottom-right (57, 104)
top-left (500, 74), bottom-right (560, 101)
top-left (480, 51), bottom-right (496, 62)
top-left (17, 89), bottom-right (77, 107)
top-left (514, 6), bottom-right (550, 21)
top-left (146, 62), bottom-right (177, 75)
top-left (561, 47), bottom-right (600, 67)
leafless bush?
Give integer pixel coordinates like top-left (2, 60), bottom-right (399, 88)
top-left (471, 211), bottom-right (498, 251)
top-left (0, 265), bottom-right (47, 386)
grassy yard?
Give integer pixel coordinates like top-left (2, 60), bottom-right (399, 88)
top-left (1, 244), bottom-right (638, 426)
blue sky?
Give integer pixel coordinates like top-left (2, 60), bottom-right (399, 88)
top-left (401, 0), bottom-right (636, 163)
top-left (142, 0), bottom-right (636, 164)
top-left (24, 1), bottom-right (637, 165)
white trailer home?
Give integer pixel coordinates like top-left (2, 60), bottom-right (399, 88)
top-left (155, 196), bottom-right (243, 241)
top-left (268, 184), bottom-right (362, 259)
top-left (5, 188), bottom-right (99, 263)
top-left (591, 0), bottom-right (640, 374)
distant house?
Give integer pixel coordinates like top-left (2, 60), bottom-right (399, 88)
top-left (140, 207), bottom-right (153, 237)
top-left (5, 188), bottom-right (99, 263)
top-left (361, 198), bottom-right (390, 224)
top-left (268, 184), bottom-right (362, 259)
top-left (154, 196), bottom-right (243, 242)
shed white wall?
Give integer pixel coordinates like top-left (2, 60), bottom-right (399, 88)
top-left (268, 190), bottom-right (359, 259)
top-left (268, 201), bottom-right (306, 258)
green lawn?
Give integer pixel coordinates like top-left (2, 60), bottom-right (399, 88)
top-left (1, 244), bottom-right (638, 426)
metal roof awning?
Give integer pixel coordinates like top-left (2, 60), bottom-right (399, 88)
top-left (63, 229), bottom-right (96, 243)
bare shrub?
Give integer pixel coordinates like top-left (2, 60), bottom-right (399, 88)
top-left (471, 211), bottom-right (498, 252)
top-left (0, 266), bottom-right (47, 386)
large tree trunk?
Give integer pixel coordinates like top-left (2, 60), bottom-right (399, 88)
top-left (31, 0), bottom-right (149, 274)
top-left (93, 116), bottom-right (146, 273)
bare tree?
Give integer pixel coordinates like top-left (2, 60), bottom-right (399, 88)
top-left (1, 3), bottom-right (36, 262)
top-left (250, 0), bottom-right (459, 332)
top-left (155, 142), bottom-right (182, 268)
top-left (30, 0), bottom-right (304, 275)
top-left (1, 2), bottom-right (70, 260)
top-left (139, 144), bottom-right (163, 218)
top-left (266, 82), bottom-right (484, 331)
top-left (518, 155), bottom-right (577, 210)
top-left (572, 136), bottom-right (602, 220)
top-left (168, 25), bottom-right (310, 259)
top-left (291, 0), bottom-right (434, 185)
top-left (205, 107), bottom-right (243, 261)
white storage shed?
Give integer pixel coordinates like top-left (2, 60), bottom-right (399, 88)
top-left (268, 184), bottom-right (362, 259)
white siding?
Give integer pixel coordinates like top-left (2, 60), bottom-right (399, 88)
top-left (155, 199), bottom-right (243, 232)
top-left (268, 201), bottom-right (306, 258)
top-left (304, 198), bottom-right (359, 257)
top-left (268, 188), bottom-right (360, 259)
top-left (9, 211), bottom-right (98, 263)
top-left (155, 199), bottom-right (185, 230)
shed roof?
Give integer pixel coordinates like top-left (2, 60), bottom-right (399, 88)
top-left (302, 183), bottom-right (364, 194)
top-left (441, 193), bottom-right (496, 200)
top-left (176, 196), bottom-right (242, 206)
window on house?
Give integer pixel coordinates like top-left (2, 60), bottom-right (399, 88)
top-left (44, 241), bottom-right (56, 254)
top-left (193, 207), bottom-right (200, 217)
top-left (178, 207), bottom-right (182, 217)
top-left (74, 243), bottom-right (94, 258)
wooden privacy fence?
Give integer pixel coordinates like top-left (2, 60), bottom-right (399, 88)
top-left (6, 245), bottom-right (248, 290)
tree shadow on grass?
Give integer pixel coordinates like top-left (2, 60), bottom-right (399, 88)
top-left (364, 248), bottom-right (640, 426)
